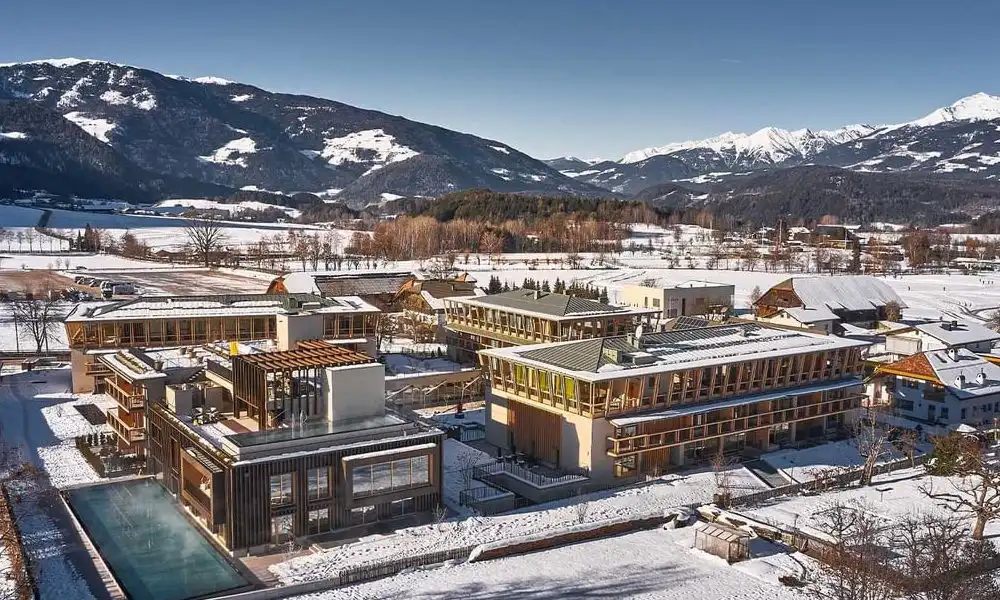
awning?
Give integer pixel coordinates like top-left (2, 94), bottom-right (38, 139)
top-left (608, 377), bottom-right (863, 426)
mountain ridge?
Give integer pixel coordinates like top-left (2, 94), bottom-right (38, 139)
top-left (0, 58), bottom-right (609, 206)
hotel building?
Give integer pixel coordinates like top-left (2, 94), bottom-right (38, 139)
top-left (444, 289), bottom-right (658, 363)
top-left (65, 293), bottom-right (380, 393)
top-left (480, 322), bottom-right (869, 481)
top-left (143, 343), bottom-right (444, 554)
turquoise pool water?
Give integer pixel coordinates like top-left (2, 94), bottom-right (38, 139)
top-left (65, 480), bottom-right (250, 600)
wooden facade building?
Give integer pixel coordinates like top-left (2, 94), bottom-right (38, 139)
top-left (444, 289), bottom-right (657, 364)
top-left (480, 323), bottom-right (869, 482)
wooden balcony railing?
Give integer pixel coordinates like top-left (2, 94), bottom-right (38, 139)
top-left (107, 410), bottom-right (146, 443)
top-left (605, 394), bottom-right (862, 457)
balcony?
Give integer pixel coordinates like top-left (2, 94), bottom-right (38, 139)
top-left (606, 394), bottom-right (862, 457)
top-left (107, 410), bottom-right (146, 443)
top-left (106, 378), bottom-right (145, 409)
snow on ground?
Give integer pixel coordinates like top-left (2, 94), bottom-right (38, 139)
top-left (197, 137), bottom-right (259, 167)
top-left (290, 527), bottom-right (810, 600)
top-left (760, 440), bottom-right (908, 483)
top-left (63, 111), bottom-right (115, 143)
top-left (0, 367), bottom-right (118, 599)
top-left (743, 467), bottom-right (1000, 548)
top-left (270, 462), bottom-right (765, 584)
top-left (382, 354), bottom-right (464, 377)
top-left (156, 198), bottom-right (301, 219)
top-left (315, 129), bottom-right (419, 168)
top-left (0, 227), bottom-right (71, 252)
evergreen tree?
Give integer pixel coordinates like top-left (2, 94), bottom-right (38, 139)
top-left (541, 280), bottom-right (551, 292)
top-left (487, 275), bottom-right (502, 294)
top-left (502, 281), bottom-right (511, 292)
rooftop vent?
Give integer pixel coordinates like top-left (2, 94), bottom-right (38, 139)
top-left (955, 373), bottom-right (966, 389)
top-left (533, 289), bottom-right (541, 300)
top-left (947, 348), bottom-right (959, 362)
top-left (977, 370), bottom-right (987, 386)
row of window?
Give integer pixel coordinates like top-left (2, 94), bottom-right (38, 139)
top-left (270, 458), bottom-right (431, 507)
top-left (351, 456), bottom-right (431, 498)
top-left (272, 498), bottom-right (418, 541)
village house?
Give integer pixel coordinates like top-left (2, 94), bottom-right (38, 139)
top-left (754, 275), bottom-right (905, 327)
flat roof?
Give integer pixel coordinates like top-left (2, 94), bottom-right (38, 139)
top-left (233, 341), bottom-right (374, 371)
top-left (448, 289), bottom-right (657, 320)
top-left (483, 322), bottom-right (870, 382)
top-left (912, 320), bottom-right (1000, 347)
top-left (65, 293), bottom-right (379, 322)
top-left (225, 414), bottom-right (404, 448)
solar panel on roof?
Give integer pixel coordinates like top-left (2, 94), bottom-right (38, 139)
top-left (672, 316), bottom-right (711, 330)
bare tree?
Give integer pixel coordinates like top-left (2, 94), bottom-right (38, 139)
top-left (921, 433), bottom-right (1000, 540)
top-left (711, 449), bottom-right (739, 507)
top-left (373, 313), bottom-right (401, 354)
top-left (426, 253), bottom-right (458, 280)
top-left (573, 495), bottom-right (590, 524)
top-left (183, 218), bottom-right (228, 267)
top-left (10, 286), bottom-right (64, 353)
top-left (479, 230), bottom-right (504, 265)
top-left (812, 500), bottom-right (900, 600)
top-left (455, 449), bottom-right (482, 491)
top-left (749, 285), bottom-right (763, 305)
top-left (854, 408), bottom-right (895, 486)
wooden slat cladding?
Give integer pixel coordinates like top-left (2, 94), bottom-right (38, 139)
top-left (508, 400), bottom-right (562, 465)
top-left (148, 403), bottom-right (444, 552)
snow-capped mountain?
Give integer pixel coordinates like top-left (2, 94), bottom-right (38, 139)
top-left (0, 58), bottom-right (605, 206)
top-left (549, 93), bottom-right (1000, 195)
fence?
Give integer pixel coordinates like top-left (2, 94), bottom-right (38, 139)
top-left (728, 453), bottom-right (929, 508)
top-left (470, 460), bottom-right (589, 489)
top-left (336, 545), bottom-right (477, 586)
top-left (0, 485), bottom-right (38, 600)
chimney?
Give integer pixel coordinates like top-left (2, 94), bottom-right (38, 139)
top-left (955, 373), bottom-right (966, 389)
top-left (942, 320), bottom-right (952, 331)
top-left (154, 360), bottom-right (163, 371)
top-left (533, 289), bottom-right (541, 300)
top-left (951, 320), bottom-right (958, 331)
top-left (947, 348), bottom-right (959, 362)
top-left (977, 370), bottom-right (987, 386)
top-left (634, 324), bottom-right (645, 347)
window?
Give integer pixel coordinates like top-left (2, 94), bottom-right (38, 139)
top-left (351, 456), bottom-right (432, 498)
top-left (307, 468), bottom-right (329, 501)
top-left (271, 514), bottom-right (294, 544)
top-left (307, 508), bottom-right (330, 534)
top-left (961, 408), bottom-right (967, 420)
top-left (349, 505), bottom-right (375, 525)
top-left (390, 497), bottom-right (415, 518)
top-left (270, 473), bottom-right (294, 506)
top-left (652, 298), bottom-right (661, 308)
top-left (941, 407), bottom-right (949, 419)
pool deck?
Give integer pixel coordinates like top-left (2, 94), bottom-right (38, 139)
top-left (59, 492), bottom-right (126, 599)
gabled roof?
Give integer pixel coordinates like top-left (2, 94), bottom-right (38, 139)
top-left (878, 353), bottom-right (940, 383)
top-left (780, 306), bottom-right (841, 324)
top-left (784, 276), bottom-right (906, 312)
top-left (912, 320), bottom-right (1000, 347)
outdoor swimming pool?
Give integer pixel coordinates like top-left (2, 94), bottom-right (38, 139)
top-left (65, 479), bottom-right (251, 600)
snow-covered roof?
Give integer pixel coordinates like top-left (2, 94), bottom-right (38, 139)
top-left (673, 280), bottom-right (734, 290)
top-left (789, 276), bottom-right (906, 312)
top-left (484, 323), bottom-right (869, 382)
top-left (450, 289), bottom-right (657, 321)
top-left (780, 307), bottom-right (841, 324)
top-left (912, 320), bottom-right (1000, 347)
top-left (276, 270), bottom-right (415, 295)
top-left (926, 349), bottom-right (1000, 399)
top-left (65, 293), bottom-right (378, 322)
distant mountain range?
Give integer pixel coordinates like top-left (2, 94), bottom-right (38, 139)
top-left (0, 58), bottom-right (604, 207)
top-left (547, 93), bottom-right (1000, 196)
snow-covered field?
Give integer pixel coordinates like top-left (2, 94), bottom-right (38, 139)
top-left (744, 467), bottom-right (1000, 548)
top-left (270, 456), bottom-right (766, 584)
top-left (291, 527), bottom-right (812, 600)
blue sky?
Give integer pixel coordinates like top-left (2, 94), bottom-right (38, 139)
top-left (2, 0), bottom-right (999, 159)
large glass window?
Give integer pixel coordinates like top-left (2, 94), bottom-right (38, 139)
top-left (390, 497), bottom-right (415, 518)
top-left (307, 467), bottom-right (329, 500)
top-left (307, 508), bottom-right (330, 534)
top-left (269, 473), bottom-right (294, 506)
top-left (350, 455), bottom-right (432, 498)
